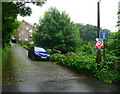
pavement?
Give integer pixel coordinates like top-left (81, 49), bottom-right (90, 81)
top-left (2, 78), bottom-right (120, 92)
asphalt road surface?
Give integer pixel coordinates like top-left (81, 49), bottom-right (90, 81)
top-left (2, 44), bottom-right (120, 93)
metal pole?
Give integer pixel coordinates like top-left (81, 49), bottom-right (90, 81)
top-left (96, 0), bottom-right (102, 63)
top-left (103, 39), bottom-right (106, 63)
top-left (97, 1), bottom-right (100, 37)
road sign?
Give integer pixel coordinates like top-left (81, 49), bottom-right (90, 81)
top-left (95, 38), bottom-right (104, 49)
top-left (99, 31), bottom-right (109, 39)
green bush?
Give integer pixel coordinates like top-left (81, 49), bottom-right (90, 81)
top-left (2, 44), bottom-right (11, 64)
top-left (106, 53), bottom-right (118, 62)
top-left (2, 44), bottom-right (11, 76)
top-left (50, 53), bottom-right (66, 63)
top-left (95, 68), bottom-right (120, 83)
top-left (0, 48), bottom-right (2, 75)
top-left (28, 43), bottom-right (36, 48)
top-left (46, 49), bottom-right (52, 55)
top-left (50, 53), bottom-right (120, 84)
top-left (21, 45), bottom-right (29, 50)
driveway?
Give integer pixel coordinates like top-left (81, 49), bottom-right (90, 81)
top-left (2, 44), bottom-right (120, 92)
top-left (2, 44), bottom-right (82, 85)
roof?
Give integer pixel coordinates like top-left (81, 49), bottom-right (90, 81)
top-left (22, 20), bottom-right (36, 27)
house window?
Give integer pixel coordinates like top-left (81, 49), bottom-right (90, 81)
top-left (29, 30), bottom-right (33, 37)
top-left (26, 26), bottom-right (29, 31)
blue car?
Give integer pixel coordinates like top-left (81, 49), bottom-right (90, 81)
top-left (28, 46), bottom-right (50, 60)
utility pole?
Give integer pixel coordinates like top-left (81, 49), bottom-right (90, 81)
top-left (103, 39), bottom-right (106, 63)
top-left (96, 0), bottom-right (102, 63)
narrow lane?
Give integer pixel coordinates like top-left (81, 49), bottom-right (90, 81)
top-left (2, 43), bottom-right (83, 85)
top-left (2, 43), bottom-right (120, 92)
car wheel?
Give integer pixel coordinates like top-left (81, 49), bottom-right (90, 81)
top-left (47, 58), bottom-right (50, 61)
top-left (32, 55), bottom-right (36, 60)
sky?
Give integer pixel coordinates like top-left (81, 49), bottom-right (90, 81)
top-left (17, 0), bottom-right (120, 32)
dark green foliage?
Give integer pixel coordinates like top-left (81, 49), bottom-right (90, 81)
top-left (75, 24), bottom-right (98, 55)
top-left (46, 49), bottom-right (52, 54)
top-left (2, 44), bottom-right (11, 64)
top-left (15, 1), bottom-right (47, 17)
top-left (33, 7), bottom-right (81, 53)
top-left (76, 24), bottom-right (97, 42)
top-left (0, 2), bottom-right (2, 48)
top-left (21, 43), bottom-right (36, 50)
top-left (2, 2), bottom-right (20, 48)
top-left (21, 45), bottom-right (29, 50)
top-left (76, 23), bottom-right (110, 43)
top-left (106, 32), bottom-right (120, 61)
top-left (50, 53), bottom-right (120, 83)
top-left (76, 41), bottom-right (96, 55)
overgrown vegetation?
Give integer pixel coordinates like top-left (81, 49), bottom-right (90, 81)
top-left (105, 31), bottom-right (120, 62)
top-left (21, 45), bottom-right (29, 50)
top-left (50, 53), bottom-right (120, 84)
top-left (0, 48), bottom-right (2, 76)
top-left (2, 44), bottom-right (11, 64)
top-left (21, 43), bottom-right (37, 50)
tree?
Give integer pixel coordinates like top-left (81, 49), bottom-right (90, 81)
top-left (76, 24), bottom-right (97, 42)
top-left (0, 2), bottom-right (2, 48)
top-left (76, 23), bottom-right (110, 55)
top-left (106, 32), bottom-right (120, 61)
top-left (2, 1), bottom-right (47, 48)
top-left (109, 10), bottom-right (120, 60)
top-left (33, 7), bottom-right (81, 53)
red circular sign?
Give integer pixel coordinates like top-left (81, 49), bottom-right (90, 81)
top-left (97, 40), bottom-right (102, 46)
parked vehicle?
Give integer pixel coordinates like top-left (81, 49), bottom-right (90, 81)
top-left (11, 38), bottom-right (16, 43)
top-left (28, 46), bottom-right (50, 60)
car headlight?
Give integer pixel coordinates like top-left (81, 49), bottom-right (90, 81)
top-left (35, 52), bottom-right (39, 55)
top-left (48, 55), bottom-right (50, 57)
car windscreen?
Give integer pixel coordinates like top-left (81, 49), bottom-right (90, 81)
top-left (34, 47), bottom-right (46, 52)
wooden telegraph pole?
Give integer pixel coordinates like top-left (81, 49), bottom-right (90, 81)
top-left (96, 0), bottom-right (102, 63)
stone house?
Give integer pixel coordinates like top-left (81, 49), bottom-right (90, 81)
top-left (14, 20), bottom-right (36, 45)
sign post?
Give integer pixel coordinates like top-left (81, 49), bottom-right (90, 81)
top-left (103, 39), bottom-right (106, 63)
top-left (102, 32), bottom-right (106, 39)
top-left (99, 31), bottom-right (109, 63)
